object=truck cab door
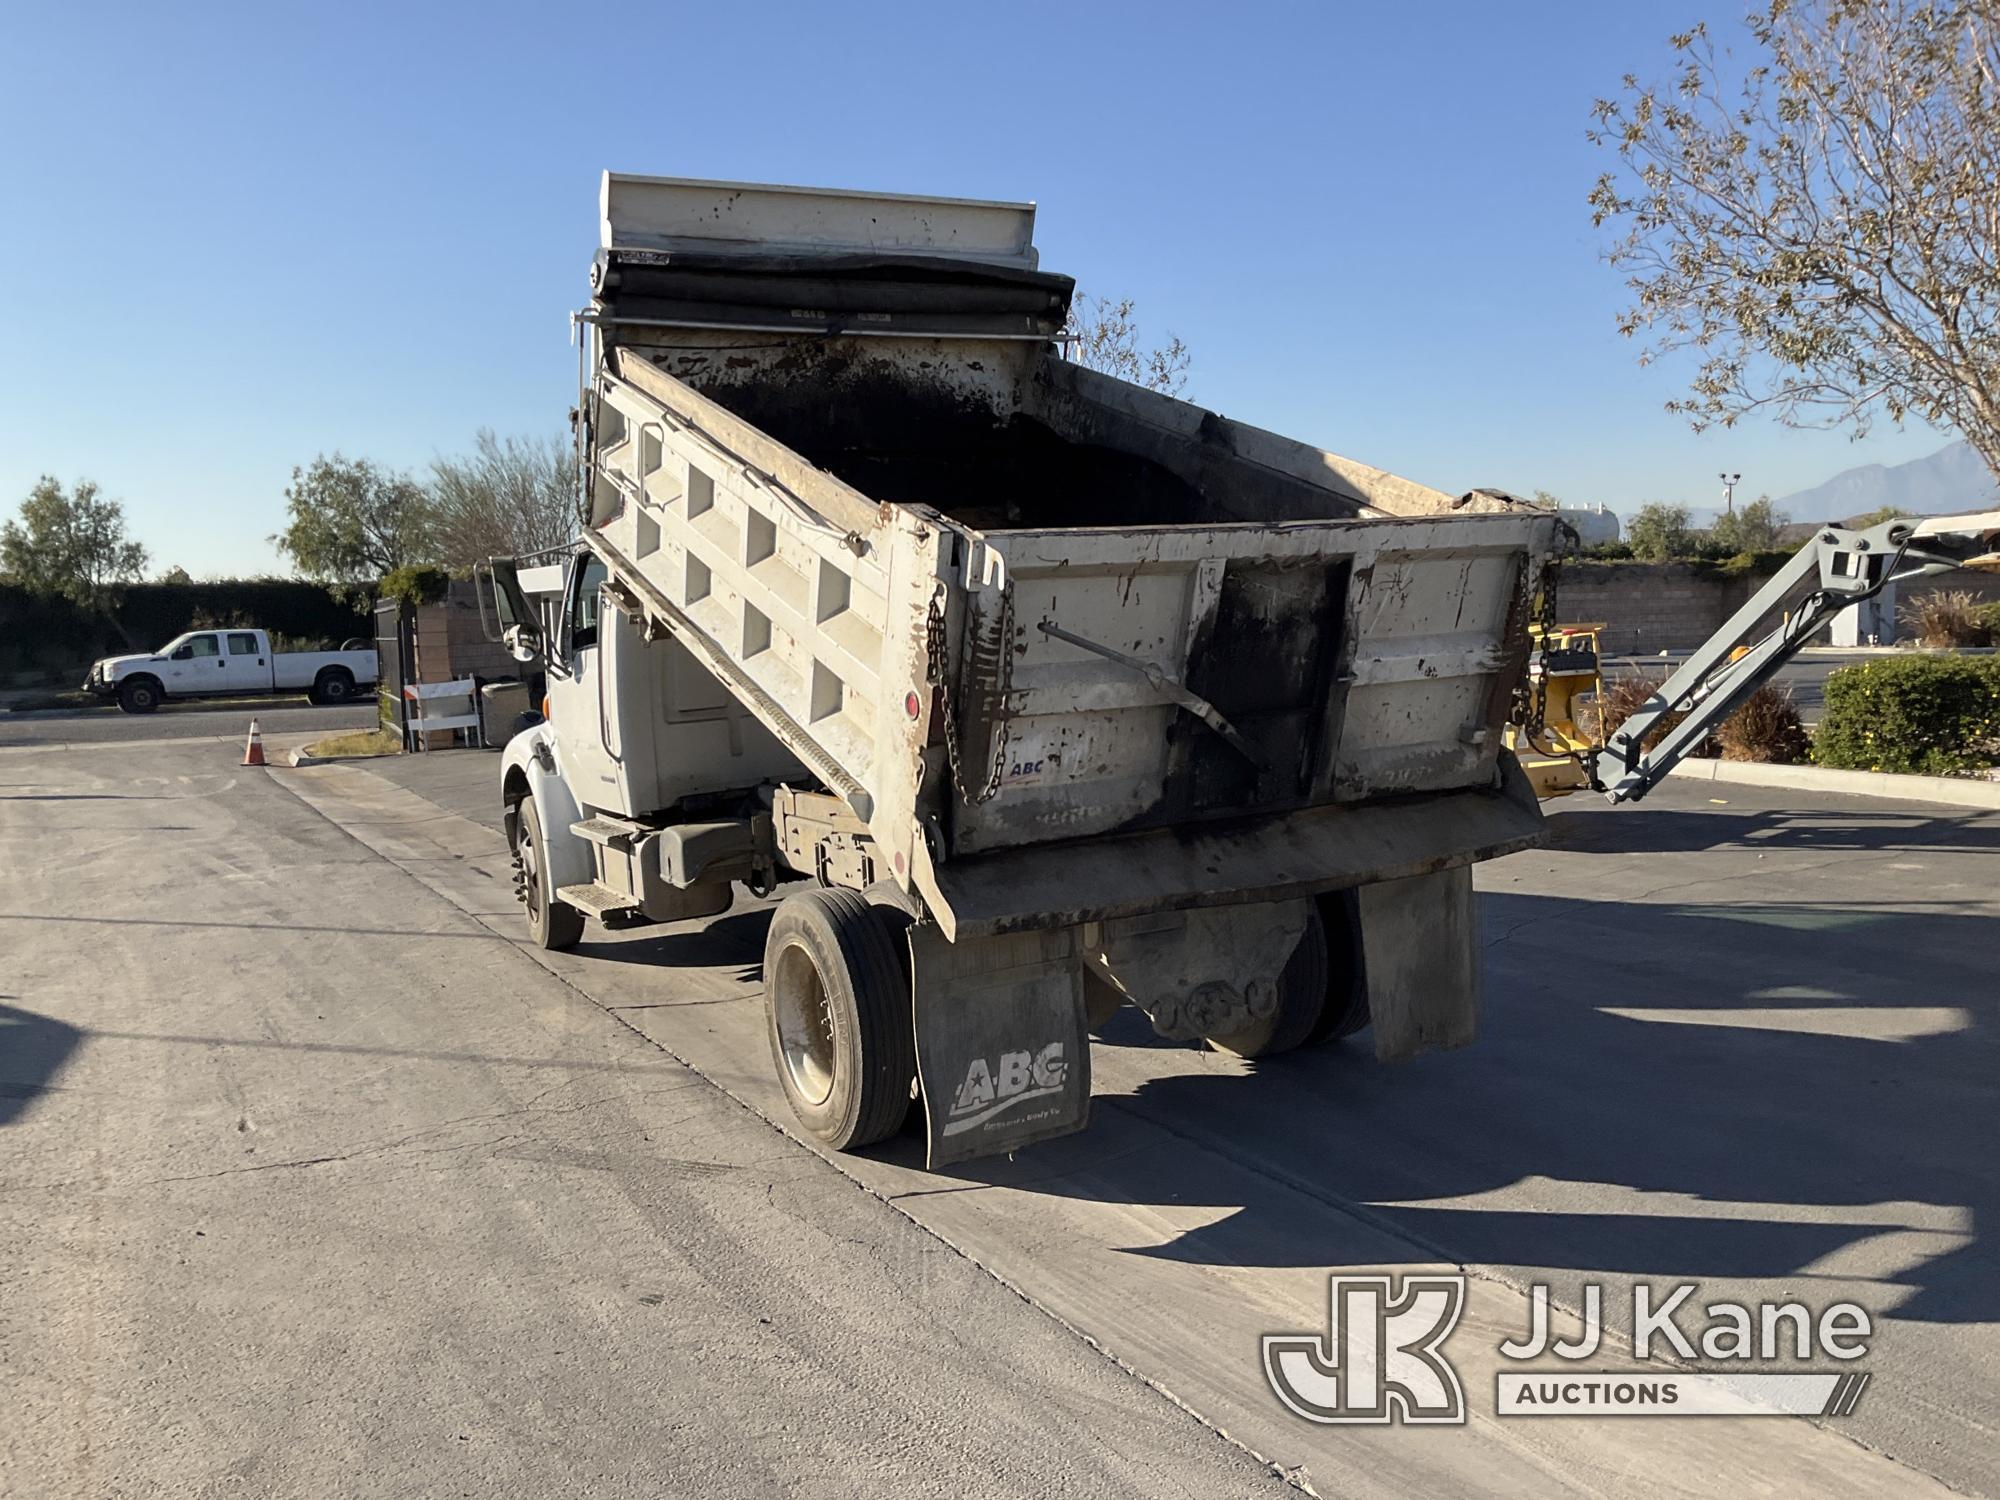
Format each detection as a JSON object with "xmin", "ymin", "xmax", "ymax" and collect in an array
[
  {"xmin": 546, "ymin": 553, "xmax": 623, "ymax": 804},
  {"xmin": 222, "ymin": 631, "xmax": 268, "ymax": 692},
  {"xmin": 166, "ymin": 633, "xmax": 224, "ymax": 693}
]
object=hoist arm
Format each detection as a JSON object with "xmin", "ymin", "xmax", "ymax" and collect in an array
[{"xmin": 1595, "ymin": 512, "xmax": 2000, "ymax": 804}]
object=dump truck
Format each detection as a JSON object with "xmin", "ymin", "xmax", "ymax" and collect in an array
[{"xmin": 487, "ymin": 172, "xmax": 1567, "ymax": 1167}]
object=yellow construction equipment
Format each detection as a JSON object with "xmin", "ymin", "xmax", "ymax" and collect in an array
[{"xmin": 1506, "ymin": 624, "xmax": 1604, "ymax": 800}]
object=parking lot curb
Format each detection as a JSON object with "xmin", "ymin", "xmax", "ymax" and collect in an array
[
  {"xmin": 1669, "ymin": 756, "xmax": 2000, "ymax": 809},
  {"xmin": 286, "ymin": 747, "xmax": 402, "ymax": 768}
]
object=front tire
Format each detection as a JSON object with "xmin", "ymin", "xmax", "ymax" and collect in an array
[
  {"xmin": 764, "ymin": 887, "xmax": 914, "ymax": 1150},
  {"xmin": 516, "ymin": 794, "xmax": 583, "ymax": 951},
  {"xmin": 117, "ymin": 678, "xmax": 162, "ymax": 715}
]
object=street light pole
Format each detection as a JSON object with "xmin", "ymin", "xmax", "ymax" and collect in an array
[{"xmin": 1719, "ymin": 472, "xmax": 1742, "ymax": 514}]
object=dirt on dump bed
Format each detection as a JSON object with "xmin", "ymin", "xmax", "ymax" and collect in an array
[{"xmin": 686, "ymin": 345, "xmax": 1212, "ymax": 530}]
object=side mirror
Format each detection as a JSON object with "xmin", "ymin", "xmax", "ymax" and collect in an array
[{"xmin": 503, "ymin": 623, "xmax": 543, "ymax": 665}]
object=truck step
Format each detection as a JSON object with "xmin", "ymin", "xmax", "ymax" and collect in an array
[
  {"xmin": 555, "ymin": 882, "xmax": 642, "ymax": 918},
  {"xmin": 570, "ymin": 814, "xmax": 648, "ymax": 847}
]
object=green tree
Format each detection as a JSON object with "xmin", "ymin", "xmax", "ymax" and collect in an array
[
  {"xmin": 1709, "ymin": 495, "xmax": 1788, "ymax": 552},
  {"xmin": 274, "ymin": 454, "xmax": 435, "ymax": 582},
  {"xmin": 429, "ymin": 430, "xmax": 578, "ymax": 571},
  {"xmin": 1849, "ymin": 504, "xmax": 1912, "ymax": 528},
  {"xmin": 1590, "ymin": 2, "xmax": 2000, "ymax": 479},
  {"xmin": 0, "ymin": 476, "xmax": 148, "ymax": 610},
  {"xmin": 1065, "ymin": 293, "xmax": 1191, "ymax": 395},
  {"xmin": 1627, "ymin": 501, "xmax": 1697, "ymax": 560}
]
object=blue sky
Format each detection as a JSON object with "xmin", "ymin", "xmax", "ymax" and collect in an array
[{"xmin": 0, "ymin": 0, "xmax": 1955, "ymax": 577}]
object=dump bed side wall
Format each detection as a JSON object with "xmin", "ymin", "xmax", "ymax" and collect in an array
[
  {"xmin": 1030, "ymin": 358, "xmax": 1471, "ymax": 520},
  {"xmin": 586, "ymin": 355, "xmax": 944, "ymax": 887}
]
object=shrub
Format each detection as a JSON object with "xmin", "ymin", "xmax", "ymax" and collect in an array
[
  {"xmin": 379, "ymin": 564, "xmax": 450, "ymax": 607},
  {"xmin": 1575, "ymin": 673, "xmax": 1697, "ymax": 752},
  {"xmin": 1813, "ymin": 655, "xmax": 2000, "ymax": 775},
  {"xmin": 1714, "ymin": 683, "xmax": 1810, "ymax": 763},
  {"xmin": 1899, "ymin": 589, "xmax": 1993, "ymax": 648},
  {"xmin": 1707, "ymin": 548, "xmax": 1796, "ymax": 578},
  {"xmin": 1578, "ymin": 673, "xmax": 1806, "ymax": 762}
]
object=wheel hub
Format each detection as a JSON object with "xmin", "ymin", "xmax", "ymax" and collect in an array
[{"xmin": 771, "ymin": 942, "xmax": 837, "ymax": 1107}]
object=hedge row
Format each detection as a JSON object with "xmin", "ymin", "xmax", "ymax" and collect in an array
[
  {"xmin": 0, "ymin": 581, "xmax": 374, "ymax": 684},
  {"xmin": 1814, "ymin": 655, "xmax": 2000, "ymax": 776}
]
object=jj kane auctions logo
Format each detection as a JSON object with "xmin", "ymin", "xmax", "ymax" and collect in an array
[{"xmin": 1264, "ymin": 1275, "xmax": 1873, "ymax": 1423}]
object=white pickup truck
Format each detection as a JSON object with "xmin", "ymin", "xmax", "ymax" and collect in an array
[{"xmin": 83, "ymin": 628, "xmax": 377, "ymax": 713}]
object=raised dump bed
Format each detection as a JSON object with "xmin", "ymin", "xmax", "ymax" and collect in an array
[{"xmin": 499, "ymin": 173, "xmax": 1560, "ymax": 1166}]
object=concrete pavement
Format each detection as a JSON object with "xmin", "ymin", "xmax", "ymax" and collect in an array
[
  {"xmin": 7, "ymin": 735, "xmax": 1997, "ymax": 1498},
  {"xmin": 0, "ymin": 737, "xmax": 1293, "ymax": 1499},
  {"xmin": 265, "ymin": 750, "xmax": 2000, "ymax": 1499}
]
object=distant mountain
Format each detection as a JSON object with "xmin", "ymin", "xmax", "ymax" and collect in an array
[{"xmin": 1772, "ymin": 439, "xmax": 1997, "ymax": 523}]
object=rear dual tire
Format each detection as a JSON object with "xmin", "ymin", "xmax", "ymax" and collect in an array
[
  {"xmin": 764, "ymin": 887, "xmax": 915, "ymax": 1150},
  {"xmin": 1205, "ymin": 905, "xmax": 1332, "ymax": 1059},
  {"xmin": 1206, "ymin": 893, "xmax": 1371, "ymax": 1058}
]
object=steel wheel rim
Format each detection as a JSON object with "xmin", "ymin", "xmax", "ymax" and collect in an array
[
  {"xmin": 773, "ymin": 941, "xmax": 836, "ymax": 1106},
  {"xmin": 521, "ymin": 821, "xmax": 542, "ymax": 910}
]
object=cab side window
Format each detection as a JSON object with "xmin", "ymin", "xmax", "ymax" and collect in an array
[
  {"xmin": 227, "ymin": 632, "xmax": 260, "ymax": 656},
  {"xmin": 187, "ymin": 634, "xmax": 220, "ymax": 659},
  {"xmin": 570, "ymin": 559, "xmax": 607, "ymax": 652}
]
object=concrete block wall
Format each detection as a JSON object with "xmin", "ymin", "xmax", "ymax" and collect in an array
[
  {"xmin": 1558, "ymin": 562, "xmax": 2000, "ymax": 654},
  {"xmin": 1555, "ymin": 563, "xmax": 1767, "ymax": 655}
]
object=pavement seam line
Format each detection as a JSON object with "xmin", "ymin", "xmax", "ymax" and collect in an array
[{"xmin": 267, "ymin": 762, "xmax": 1319, "ymax": 1497}]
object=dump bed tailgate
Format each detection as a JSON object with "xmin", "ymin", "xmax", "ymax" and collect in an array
[{"xmin": 946, "ymin": 512, "xmax": 1558, "ymax": 855}]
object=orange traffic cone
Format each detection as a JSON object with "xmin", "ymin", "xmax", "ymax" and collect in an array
[{"xmin": 242, "ymin": 719, "xmax": 266, "ymax": 767}]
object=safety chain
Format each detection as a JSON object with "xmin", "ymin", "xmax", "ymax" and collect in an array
[
  {"xmin": 926, "ymin": 582, "xmax": 1014, "ymax": 805},
  {"xmin": 1512, "ymin": 520, "xmax": 1580, "ymax": 741}
]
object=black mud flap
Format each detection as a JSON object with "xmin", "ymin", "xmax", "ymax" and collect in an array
[
  {"xmin": 908, "ymin": 922, "xmax": 1091, "ymax": 1169},
  {"xmin": 1359, "ymin": 864, "xmax": 1479, "ymax": 1061}
]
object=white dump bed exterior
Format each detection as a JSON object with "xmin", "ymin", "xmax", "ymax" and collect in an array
[{"xmin": 579, "ymin": 173, "xmax": 1558, "ymax": 934}]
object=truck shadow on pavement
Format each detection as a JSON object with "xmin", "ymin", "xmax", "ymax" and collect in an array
[
  {"xmin": 939, "ymin": 888, "xmax": 1996, "ymax": 1329},
  {"xmin": 573, "ymin": 907, "xmax": 769, "ymax": 981},
  {"xmin": 0, "ymin": 999, "xmax": 83, "ymax": 1127},
  {"xmin": 1546, "ymin": 801, "xmax": 2000, "ymax": 856}
]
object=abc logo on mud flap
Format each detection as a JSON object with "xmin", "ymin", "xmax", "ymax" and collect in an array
[{"xmin": 943, "ymin": 1043, "xmax": 1068, "ymax": 1138}]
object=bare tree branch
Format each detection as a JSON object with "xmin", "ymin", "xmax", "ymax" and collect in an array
[{"xmin": 1590, "ymin": 1, "xmax": 2000, "ymax": 478}]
